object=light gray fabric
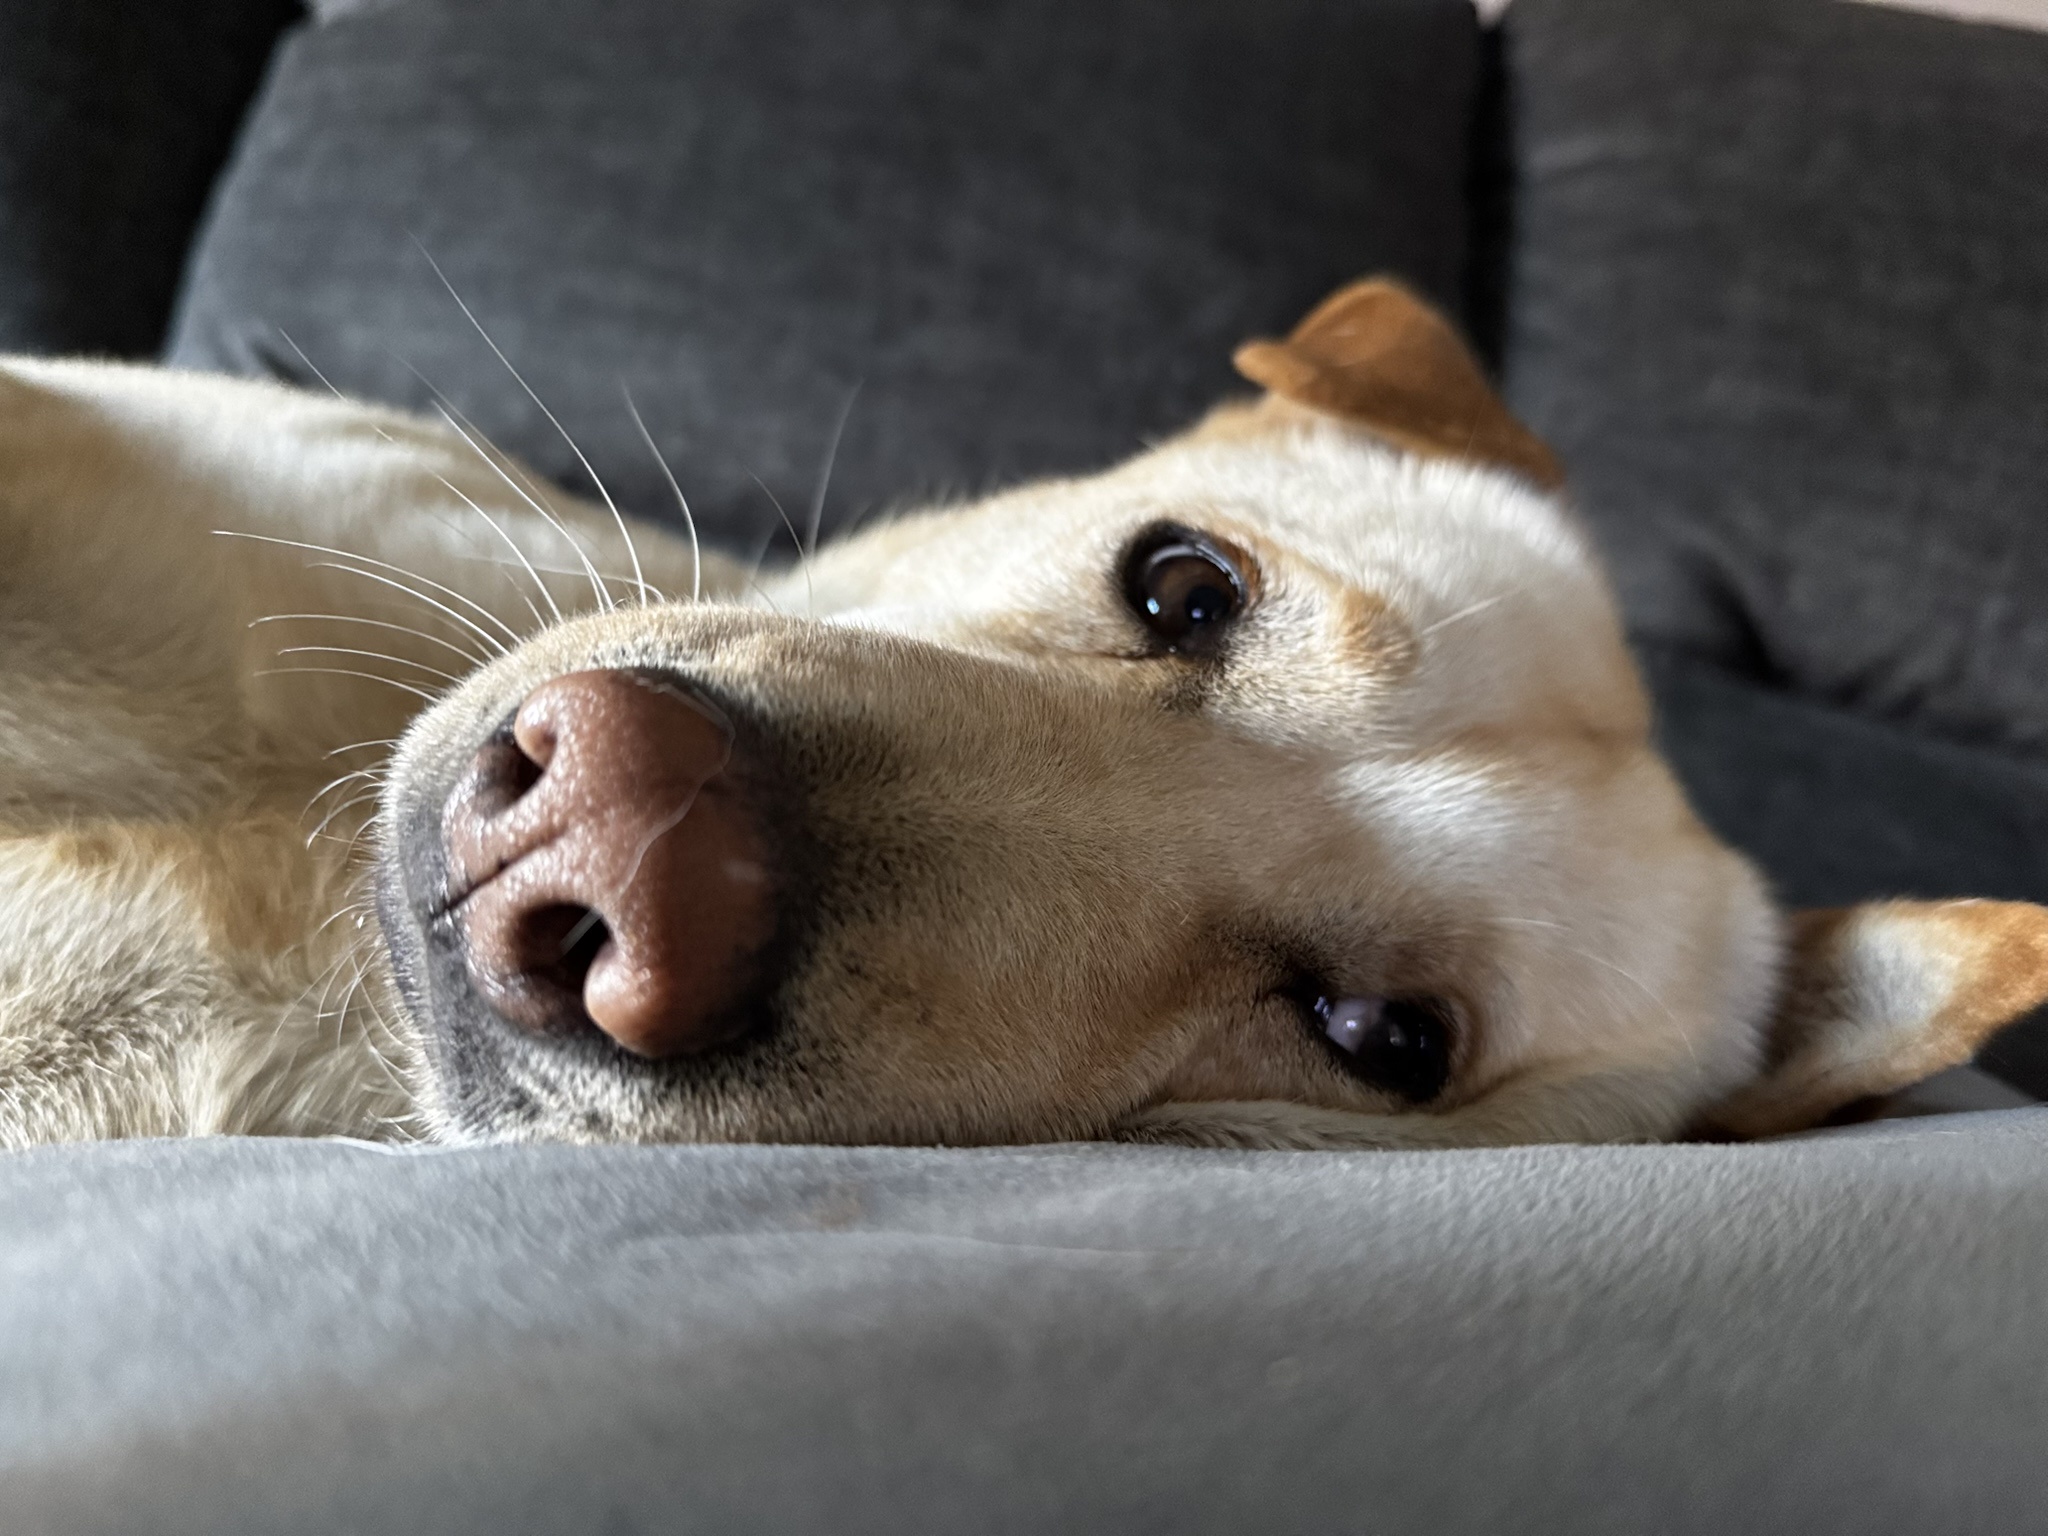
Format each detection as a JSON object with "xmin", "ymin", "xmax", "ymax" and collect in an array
[
  {"xmin": 7, "ymin": 1120, "xmax": 2048, "ymax": 1533},
  {"xmin": 1503, "ymin": 0, "xmax": 2048, "ymax": 757},
  {"xmin": 168, "ymin": 0, "xmax": 1482, "ymax": 551}
]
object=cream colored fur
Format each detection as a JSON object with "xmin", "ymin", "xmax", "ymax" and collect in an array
[
  {"xmin": 0, "ymin": 359, "xmax": 694, "ymax": 1143},
  {"xmin": 2, "ymin": 290, "xmax": 2042, "ymax": 1150}
]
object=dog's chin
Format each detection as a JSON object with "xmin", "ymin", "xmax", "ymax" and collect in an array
[{"xmin": 416, "ymin": 1015, "xmax": 824, "ymax": 1147}]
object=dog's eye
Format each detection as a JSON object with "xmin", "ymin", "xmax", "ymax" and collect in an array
[
  {"xmin": 1123, "ymin": 528, "xmax": 1244, "ymax": 652},
  {"xmin": 1312, "ymin": 994, "xmax": 1453, "ymax": 1103}
]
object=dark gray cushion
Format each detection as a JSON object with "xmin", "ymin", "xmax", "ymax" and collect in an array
[
  {"xmin": 0, "ymin": 0, "xmax": 299, "ymax": 356},
  {"xmin": 7, "ymin": 1124, "xmax": 2048, "ymax": 1534},
  {"xmin": 1645, "ymin": 647, "xmax": 2048, "ymax": 1094},
  {"xmin": 168, "ymin": 0, "xmax": 1484, "ymax": 549},
  {"xmin": 1503, "ymin": 0, "xmax": 2048, "ymax": 757}
]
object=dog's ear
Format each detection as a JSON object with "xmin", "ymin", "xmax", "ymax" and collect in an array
[
  {"xmin": 1232, "ymin": 276, "xmax": 1564, "ymax": 489},
  {"xmin": 1700, "ymin": 899, "xmax": 2048, "ymax": 1138}
]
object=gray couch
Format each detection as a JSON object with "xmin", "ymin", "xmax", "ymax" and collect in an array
[{"xmin": 4, "ymin": 0, "xmax": 2047, "ymax": 1528}]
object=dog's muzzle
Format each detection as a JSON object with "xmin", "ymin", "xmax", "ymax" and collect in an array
[{"xmin": 438, "ymin": 668, "xmax": 773, "ymax": 1059}]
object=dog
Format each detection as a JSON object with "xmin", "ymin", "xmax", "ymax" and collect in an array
[{"xmin": 2, "ymin": 277, "xmax": 2043, "ymax": 1151}]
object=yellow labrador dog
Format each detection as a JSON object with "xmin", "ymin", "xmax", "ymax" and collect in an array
[{"xmin": 3, "ymin": 278, "xmax": 2044, "ymax": 1150}]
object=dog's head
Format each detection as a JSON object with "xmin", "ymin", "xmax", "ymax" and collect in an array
[{"xmin": 375, "ymin": 279, "xmax": 2048, "ymax": 1147}]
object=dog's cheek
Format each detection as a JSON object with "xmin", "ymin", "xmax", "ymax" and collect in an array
[{"xmin": 780, "ymin": 898, "xmax": 1236, "ymax": 1144}]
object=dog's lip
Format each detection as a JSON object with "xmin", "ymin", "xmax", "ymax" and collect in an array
[
  {"xmin": 420, "ymin": 810, "xmax": 510, "ymax": 921},
  {"xmin": 431, "ymin": 860, "xmax": 506, "ymax": 922}
]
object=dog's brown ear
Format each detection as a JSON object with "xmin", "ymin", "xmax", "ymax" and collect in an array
[
  {"xmin": 1232, "ymin": 277, "xmax": 1564, "ymax": 490},
  {"xmin": 1700, "ymin": 899, "xmax": 2048, "ymax": 1138}
]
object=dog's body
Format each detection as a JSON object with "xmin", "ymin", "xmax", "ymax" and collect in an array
[
  {"xmin": 3, "ymin": 280, "xmax": 2043, "ymax": 1151},
  {"xmin": 0, "ymin": 359, "xmax": 657, "ymax": 1141}
]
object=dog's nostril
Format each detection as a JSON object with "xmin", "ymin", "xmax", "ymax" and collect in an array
[
  {"xmin": 444, "ymin": 669, "xmax": 777, "ymax": 1060},
  {"xmin": 524, "ymin": 903, "xmax": 611, "ymax": 1001},
  {"xmin": 497, "ymin": 725, "xmax": 546, "ymax": 800},
  {"xmin": 554, "ymin": 905, "xmax": 610, "ymax": 971},
  {"xmin": 457, "ymin": 730, "xmax": 546, "ymax": 827}
]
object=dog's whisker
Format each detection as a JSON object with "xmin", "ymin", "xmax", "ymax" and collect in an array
[
  {"xmin": 621, "ymin": 384, "xmax": 700, "ymax": 604},
  {"xmin": 332, "ymin": 965, "xmax": 367, "ymax": 1056},
  {"xmin": 425, "ymin": 402, "xmax": 616, "ymax": 617},
  {"xmin": 305, "ymin": 939, "xmax": 375, "ymax": 1061},
  {"xmin": 308, "ymin": 792, "xmax": 387, "ymax": 851},
  {"xmin": 318, "ymin": 591, "xmax": 495, "ymax": 648},
  {"xmin": 287, "ymin": 951, "xmax": 355, "ymax": 1067},
  {"xmin": 324, "ymin": 738, "xmax": 403, "ymax": 759},
  {"xmin": 411, "ymin": 240, "xmax": 643, "ymax": 610},
  {"xmin": 465, "ymin": 554, "xmax": 668, "ymax": 598},
  {"xmin": 738, "ymin": 514, "xmax": 781, "ymax": 598},
  {"xmin": 834, "ymin": 500, "xmax": 890, "ymax": 543},
  {"xmin": 303, "ymin": 563, "xmax": 518, "ymax": 659},
  {"xmin": 250, "ymin": 613, "xmax": 488, "ymax": 670},
  {"xmin": 255, "ymin": 665, "xmax": 442, "ymax": 703},
  {"xmin": 805, "ymin": 379, "xmax": 862, "ymax": 560},
  {"xmin": 580, "ymin": 383, "xmax": 654, "ymax": 608},
  {"xmin": 329, "ymin": 814, "xmax": 384, "ymax": 864},
  {"xmin": 275, "ymin": 645, "xmax": 469, "ymax": 687},
  {"xmin": 415, "ymin": 504, "xmax": 549, "ymax": 637},
  {"xmin": 1592, "ymin": 952, "xmax": 1705, "ymax": 1082},
  {"xmin": 430, "ymin": 473, "xmax": 564, "ymax": 627},
  {"xmin": 493, "ymin": 559, "xmax": 551, "ymax": 636},
  {"xmin": 277, "ymin": 328, "xmax": 345, "ymax": 401},
  {"xmin": 429, "ymin": 387, "xmax": 575, "ymax": 534},
  {"xmin": 214, "ymin": 530, "xmax": 520, "ymax": 652},
  {"xmin": 275, "ymin": 329, "xmax": 400, "ymax": 445},
  {"xmin": 1417, "ymin": 592, "xmax": 1508, "ymax": 640},
  {"xmin": 353, "ymin": 985, "xmax": 420, "ymax": 1102},
  {"xmin": 1499, "ymin": 918, "xmax": 1704, "ymax": 1079},
  {"xmin": 749, "ymin": 474, "xmax": 815, "ymax": 617},
  {"xmin": 303, "ymin": 766, "xmax": 387, "ymax": 819},
  {"xmin": 311, "ymin": 899, "xmax": 377, "ymax": 939}
]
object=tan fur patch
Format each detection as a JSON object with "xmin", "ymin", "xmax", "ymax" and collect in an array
[
  {"xmin": 1334, "ymin": 585, "xmax": 1417, "ymax": 678},
  {"xmin": 1232, "ymin": 278, "xmax": 1564, "ymax": 490},
  {"xmin": 1703, "ymin": 899, "xmax": 2048, "ymax": 1138},
  {"xmin": 1925, "ymin": 900, "xmax": 2048, "ymax": 1040}
]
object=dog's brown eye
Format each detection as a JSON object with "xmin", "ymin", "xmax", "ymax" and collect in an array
[
  {"xmin": 1123, "ymin": 529, "xmax": 1244, "ymax": 652},
  {"xmin": 1313, "ymin": 994, "xmax": 1452, "ymax": 1103}
]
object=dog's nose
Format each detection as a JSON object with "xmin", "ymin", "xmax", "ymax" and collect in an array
[{"xmin": 440, "ymin": 669, "xmax": 773, "ymax": 1058}]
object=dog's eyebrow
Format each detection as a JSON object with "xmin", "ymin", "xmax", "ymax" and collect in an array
[{"xmin": 1334, "ymin": 586, "xmax": 1417, "ymax": 679}]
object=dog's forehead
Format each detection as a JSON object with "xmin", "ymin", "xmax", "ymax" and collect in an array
[
  {"xmin": 815, "ymin": 420, "xmax": 1590, "ymax": 623},
  {"xmin": 802, "ymin": 417, "xmax": 1644, "ymax": 752}
]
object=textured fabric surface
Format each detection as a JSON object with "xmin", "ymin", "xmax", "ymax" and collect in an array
[
  {"xmin": 168, "ymin": 0, "xmax": 1483, "ymax": 549},
  {"xmin": 6, "ymin": 1123, "xmax": 2048, "ymax": 1534},
  {"xmin": 1647, "ymin": 649, "xmax": 2048, "ymax": 911},
  {"xmin": 0, "ymin": 0, "xmax": 299, "ymax": 356},
  {"xmin": 1646, "ymin": 648, "xmax": 2048, "ymax": 1093},
  {"xmin": 1503, "ymin": 0, "xmax": 2048, "ymax": 757}
]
